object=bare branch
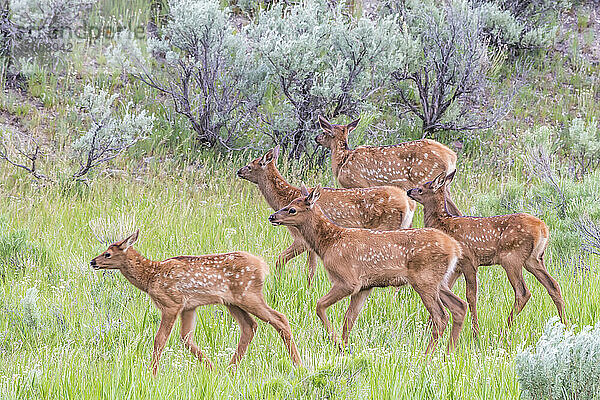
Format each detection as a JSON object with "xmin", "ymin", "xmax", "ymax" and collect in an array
[
  {"xmin": 575, "ymin": 215, "xmax": 600, "ymax": 257},
  {"xmin": 391, "ymin": 2, "xmax": 515, "ymax": 137},
  {"xmin": 0, "ymin": 129, "xmax": 49, "ymax": 181},
  {"xmin": 71, "ymin": 85, "xmax": 153, "ymax": 180},
  {"xmin": 525, "ymin": 144, "xmax": 567, "ymax": 219}
]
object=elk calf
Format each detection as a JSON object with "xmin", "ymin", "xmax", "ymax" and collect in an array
[
  {"xmin": 238, "ymin": 147, "xmax": 415, "ymax": 284},
  {"xmin": 316, "ymin": 116, "xmax": 462, "ymax": 216},
  {"xmin": 90, "ymin": 231, "xmax": 301, "ymax": 374},
  {"xmin": 407, "ymin": 172, "xmax": 566, "ymax": 337},
  {"xmin": 269, "ymin": 185, "xmax": 467, "ymax": 353}
]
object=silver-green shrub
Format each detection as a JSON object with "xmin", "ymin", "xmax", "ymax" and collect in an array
[
  {"xmin": 106, "ymin": 30, "xmax": 144, "ymax": 75},
  {"xmin": 562, "ymin": 117, "xmax": 600, "ymax": 179},
  {"xmin": 247, "ymin": 0, "xmax": 405, "ymax": 157},
  {"xmin": 516, "ymin": 317, "xmax": 600, "ymax": 400},
  {"xmin": 389, "ymin": 0, "xmax": 508, "ymax": 136},
  {"xmin": 524, "ymin": 118, "xmax": 600, "ymax": 179},
  {"xmin": 72, "ymin": 84, "xmax": 154, "ymax": 179},
  {"xmin": 476, "ymin": 1, "xmax": 557, "ymax": 50},
  {"xmin": 384, "ymin": 0, "xmax": 563, "ymax": 52},
  {"xmin": 135, "ymin": 0, "xmax": 263, "ymax": 149},
  {"xmin": 2, "ymin": 0, "xmax": 95, "ymax": 79}
]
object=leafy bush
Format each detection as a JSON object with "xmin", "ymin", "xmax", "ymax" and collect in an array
[
  {"xmin": 72, "ymin": 84, "xmax": 154, "ymax": 179},
  {"xmin": 229, "ymin": 0, "xmax": 267, "ymax": 18},
  {"xmin": 476, "ymin": 1, "xmax": 558, "ymax": 51},
  {"xmin": 389, "ymin": 0, "xmax": 510, "ymax": 136},
  {"xmin": 1, "ymin": 0, "xmax": 95, "ymax": 81},
  {"xmin": 247, "ymin": 0, "xmax": 403, "ymax": 157},
  {"xmin": 384, "ymin": 0, "xmax": 563, "ymax": 52},
  {"xmin": 493, "ymin": 0, "xmax": 570, "ymax": 18},
  {"xmin": 516, "ymin": 317, "xmax": 600, "ymax": 400},
  {"xmin": 121, "ymin": 0, "xmax": 516, "ymax": 157},
  {"xmin": 106, "ymin": 30, "xmax": 144, "ymax": 75},
  {"xmin": 532, "ymin": 171, "xmax": 600, "ymax": 256},
  {"xmin": 0, "ymin": 84, "xmax": 152, "ymax": 181},
  {"xmin": 135, "ymin": 0, "xmax": 262, "ymax": 149},
  {"xmin": 524, "ymin": 118, "xmax": 600, "ymax": 181},
  {"xmin": 561, "ymin": 117, "xmax": 600, "ymax": 179}
]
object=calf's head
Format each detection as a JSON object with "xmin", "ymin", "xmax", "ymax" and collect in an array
[
  {"xmin": 90, "ymin": 230, "xmax": 139, "ymax": 270},
  {"xmin": 269, "ymin": 184, "xmax": 321, "ymax": 227},
  {"xmin": 407, "ymin": 171, "xmax": 455, "ymax": 205},
  {"xmin": 315, "ymin": 116, "xmax": 360, "ymax": 150},
  {"xmin": 236, "ymin": 147, "xmax": 279, "ymax": 184}
]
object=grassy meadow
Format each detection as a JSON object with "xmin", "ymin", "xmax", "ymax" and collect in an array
[
  {"xmin": 1, "ymin": 0, "xmax": 600, "ymax": 399},
  {"xmin": 1, "ymin": 156, "xmax": 599, "ymax": 399}
]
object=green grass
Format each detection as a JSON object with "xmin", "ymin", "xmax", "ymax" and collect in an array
[
  {"xmin": 1, "ymin": 159, "xmax": 598, "ymax": 399},
  {"xmin": 1, "ymin": 1, "xmax": 599, "ymax": 397}
]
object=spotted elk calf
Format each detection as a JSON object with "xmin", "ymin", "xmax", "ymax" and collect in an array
[
  {"xmin": 407, "ymin": 172, "xmax": 566, "ymax": 337},
  {"xmin": 316, "ymin": 116, "xmax": 462, "ymax": 216},
  {"xmin": 268, "ymin": 185, "xmax": 467, "ymax": 353},
  {"xmin": 238, "ymin": 146, "xmax": 416, "ymax": 284},
  {"xmin": 90, "ymin": 231, "xmax": 302, "ymax": 374}
]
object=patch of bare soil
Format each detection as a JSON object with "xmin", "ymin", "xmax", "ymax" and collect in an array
[
  {"xmin": 554, "ymin": 4, "xmax": 600, "ymax": 65},
  {"xmin": 0, "ymin": 86, "xmax": 61, "ymax": 182},
  {"xmin": 0, "ymin": 88, "xmax": 58, "ymax": 148}
]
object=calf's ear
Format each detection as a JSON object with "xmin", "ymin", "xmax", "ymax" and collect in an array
[
  {"xmin": 261, "ymin": 148, "xmax": 277, "ymax": 167},
  {"xmin": 319, "ymin": 115, "xmax": 333, "ymax": 134},
  {"xmin": 431, "ymin": 173, "xmax": 446, "ymax": 192},
  {"xmin": 300, "ymin": 182, "xmax": 310, "ymax": 197},
  {"xmin": 117, "ymin": 229, "xmax": 139, "ymax": 250},
  {"xmin": 306, "ymin": 185, "xmax": 322, "ymax": 207},
  {"xmin": 445, "ymin": 170, "xmax": 456, "ymax": 185},
  {"xmin": 347, "ymin": 118, "xmax": 360, "ymax": 132}
]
